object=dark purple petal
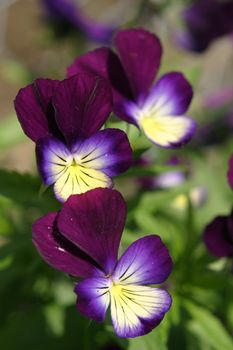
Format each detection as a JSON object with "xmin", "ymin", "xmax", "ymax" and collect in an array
[
  {"xmin": 110, "ymin": 285, "xmax": 172, "ymax": 338},
  {"xmin": 32, "ymin": 212, "xmax": 102, "ymax": 277},
  {"xmin": 75, "ymin": 276, "xmax": 110, "ymax": 322},
  {"xmin": 57, "ymin": 188, "xmax": 127, "ymax": 274},
  {"xmin": 67, "ymin": 47, "xmax": 133, "ymax": 106},
  {"xmin": 227, "ymin": 155, "xmax": 233, "ymax": 190},
  {"xmin": 72, "ymin": 128, "xmax": 133, "ymax": 177},
  {"xmin": 203, "ymin": 216, "xmax": 233, "ymax": 257},
  {"xmin": 114, "ymin": 28, "xmax": 162, "ymax": 98},
  {"xmin": 113, "ymin": 235, "xmax": 173, "ymax": 285},
  {"xmin": 14, "ymin": 79, "xmax": 60, "ymax": 142},
  {"xmin": 52, "ymin": 74, "xmax": 112, "ymax": 143},
  {"xmin": 144, "ymin": 72, "xmax": 193, "ymax": 116}
]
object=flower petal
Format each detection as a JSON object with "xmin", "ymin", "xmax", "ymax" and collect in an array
[
  {"xmin": 36, "ymin": 136, "xmax": 72, "ymax": 186},
  {"xmin": 54, "ymin": 166, "xmax": 112, "ymax": 203},
  {"xmin": 67, "ymin": 47, "xmax": 133, "ymax": 105},
  {"xmin": 75, "ymin": 276, "xmax": 110, "ymax": 322},
  {"xmin": 114, "ymin": 28, "xmax": 162, "ymax": 98},
  {"xmin": 52, "ymin": 74, "xmax": 112, "ymax": 143},
  {"xmin": 57, "ymin": 188, "xmax": 127, "ymax": 274},
  {"xmin": 72, "ymin": 129, "xmax": 133, "ymax": 177},
  {"xmin": 113, "ymin": 235, "xmax": 173, "ymax": 285},
  {"xmin": 141, "ymin": 72, "xmax": 193, "ymax": 116},
  {"xmin": 203, "ymin": 216, "xmax": 233, "ymax": 257},
  {"xmin": 110, "ymin": 284, "xmax": 171, "ymax": 338},
  {"xmin": 140, "ymin": 114, "xmax": 196, "ymax": 148},
  {"xmin": 32, "ymin": 212, "xmax": 101, "ymax": 278},
  {"xmin": 14, "ymin": 79, "xmax": 60, "ymax": 142},
  {"xmin": 36, "ymin": 136, "xmax": 115, "ymax": 202}
]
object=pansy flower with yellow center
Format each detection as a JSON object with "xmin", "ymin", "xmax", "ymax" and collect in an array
[
  {"xmin": 68, "ymin": 28, "xmax": 196, "ymax": 148},
  {"xmin": 32, "ymin": 188, "xmax": 172, "ymax": 338},
  {"xmin": 14, "ymin": 74, "xmax": 132, "ymax": 202}
]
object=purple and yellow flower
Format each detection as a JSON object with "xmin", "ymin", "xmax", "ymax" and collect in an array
[
  {"xmin": 32, "ymin": 188, "xmax": 173, "ymax": 338},
  {"xmin": 14, "ymin": 74, "xmax": 132, "ymax": 202},
  {"xmin": 177, "ymin": 0, "xmax": 233, "ymax": 53},
  {"xmin": 68, "ymin": 28, "xmax": 196, "ymax": 148},
  {"xmin": 41, "ymin": 0, "xmax": 116, "ymax": 44},
  {"xmin": 203, "ymin": 212, "xmax": 233, "ymax": 258}
]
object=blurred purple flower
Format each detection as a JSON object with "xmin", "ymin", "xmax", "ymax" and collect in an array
[
  {"xmin": 32, "ymin": 188, "xmax": 173, "ymax": 338},
  {"xmin": 193, "ymin": 87, "xmax": 233, "ymax": 147},
  {"xmin": 68, "ymin": 28, "xmax": 196, "ymax": 148},
  {"xmin": 203, "ymin": 213, "xmax": 233, "ymax": 257},
  {"xmin": 177, "ymin": 0, "xmax": 233, "ymax": 53},
  {"xmin": 41, "ymin": 0, "xmax": 116, "ymax": 44},
  {"xmin": 137, "ymin": 155, "xmax": 187, "ymax": 190},
  {"xmin": 14, "ymin": 74, "xmax": 132, "ymax": 202}
]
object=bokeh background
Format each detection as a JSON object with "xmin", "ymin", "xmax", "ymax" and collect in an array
[{"xmin": 0, "ymin": 1, "xmax": 233, "ymax": 349}]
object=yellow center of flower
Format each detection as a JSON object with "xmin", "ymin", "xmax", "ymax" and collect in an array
[{"xmin": 52, "ymin": 154, "xmax": 111, "ymax": 202}]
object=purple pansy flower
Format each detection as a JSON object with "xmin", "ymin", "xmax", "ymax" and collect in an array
[
  {"xmin": 203, "ymin": 212, "xmax": 233, "ymax": 258},
  {"xmin": 41, "ymin": 0, "xmax": 116, "ymax": 44},
  {"xmin": 14, "ymin": 74, "xmax": 132, "ymax": 202},
  {"xmin": 67, "ymin": 28, "xmax": 196, "ymax": 148},
  {"xmin": 177, "ymin": 0, "xmax": 233, "ymax": 53},
  {"xmin": 32, "ymin": 188, "xmax": 173, "ymax": 338}
]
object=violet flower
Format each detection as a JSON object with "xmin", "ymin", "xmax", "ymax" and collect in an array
[
  {"xmin": 203, "ymin": 212, "xmax": 233, "ymax": 258},
  {"xmin": 32, "ymin": 188, "xmax": 173, "ymax": 338},
  {"xmin": 14, "ymin": 74, "xmax": 132, "ymax": 202},
  {"xmin": 68, "ymin": 28, "xmax": 196, "ymax": 148},
  {"xmin": 41, "ymin": 0, "xmax": 116, "ymax": 44},
  {"xmin": 177, "ymin": 0, "xmax": 233, "ymax": 53}
]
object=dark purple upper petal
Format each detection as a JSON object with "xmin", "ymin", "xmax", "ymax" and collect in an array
[
  {"xmin": 203, "ymin": 215, "xmax": 233, "ymax": 257},
  {"xmin": 114, "ymin": 28, "xmax": 162, "ymax": 99},
  {"xmin": 112, "ymin": 235, "xmax": 173, "ymax": 285},
  {"xmin": 52, "ymin": 73, "xmax": 112, "ymax": 144},
  {"xmin": 227, "ymin": 155, "xmax": 233, "ymax": 190},
  {"xmin": 67, "ymin": 47, "xmax": 133, "ymax": 106},
  {"xmin": 57, "ymin": 188, "xmax": 127, "ymax": 274},
  {"xmin": 32, "ymin": 212, "xmax": 102, "ymax": 277},
  {"xmin": 14, "ymin": 78, "xmax": 60, "ymax": 142}
]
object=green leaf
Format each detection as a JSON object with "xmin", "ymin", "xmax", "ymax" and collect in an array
[
  {"xmin": 128, "ymin": 322, "xmax": 169, "ymax": 350},
  {"xmin": 0, "ymin": 169, "xmax": 60, "ymax": 212},
  {"xmin": 184, "ymin": 300, "xmax": 233, "ymax": 350}
]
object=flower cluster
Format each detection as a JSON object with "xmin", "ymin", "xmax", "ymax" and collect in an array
[{"xmin": 14, "ymin": 27, "xmax": 196, "ymax": 338}]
